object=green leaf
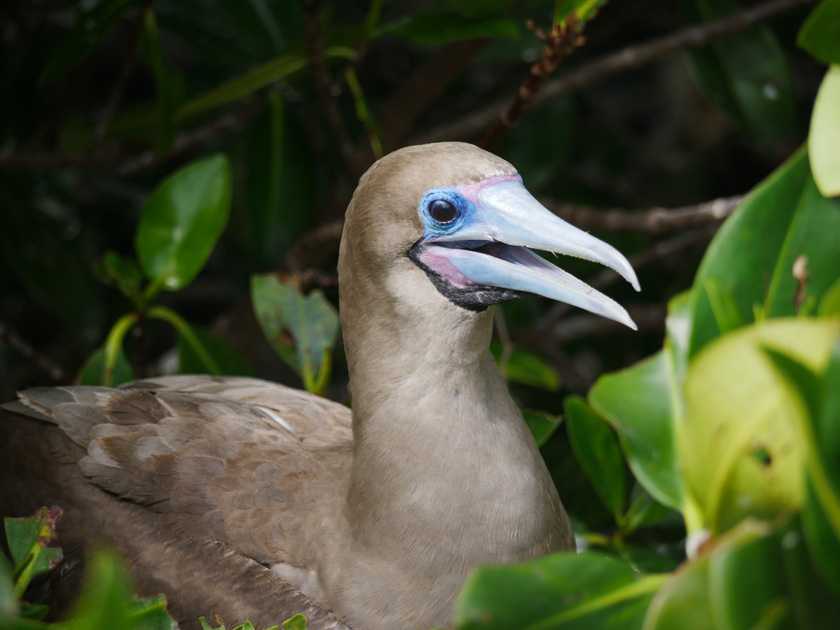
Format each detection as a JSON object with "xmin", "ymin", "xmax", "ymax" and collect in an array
[
  {"xmin": 0, "ymin": 551, "xmax": 17, "ymax": 618},
  {"xmin": 251, "ymin": 274, "xmax": 340, "ymax": 394},
  {"xmin": 236, "ymin": 93, "xmax": 314, "ymax": 267},
  {"xmin": 136, "ymin": 154, "xmax": 232, "ymax": 291},
  {"xmin": 797, "ymin": 0, "xmax": 840, "ymax": 65},
  {"xmin": 282, "ymin": 614, "xmax": 307, "ymax": 630},
  {"xmin": 99, "ymin": 250, "xmax": 144, "ymax": 306},
  {"xmin": 564, "ymin": 396, "xmax": 627, "ymax": 519},
  {"xmin": 139, "ymin": 9, "xmax": 185, "ymax": 153},
  {"xmin": 682, "ymin": 318, "xmax": 840, "ymax": 534},
  {"xmin": 175, "ymin": 47, "xmax": 354, "ymax": 120},
  {"xmin": 687, "ymin": 147, "xmax": 840, "ymax": 357},
  {"xmin": 809, "ymin": 66, "xmax": 840, "ymax": 198},
  {"xmin": 492, "ymin": 344, "xmax": 562, "ymax": 391},
  {"xmin": 39, "ymin": 0, "xmax": 140, "ymax": 85},
  {"xmin": 77, "ymin": 344, "xmax": 135, "ymax": 387},
  {"xmin": 554, "ymin": 0, "xmax": 609, "ymax": 24},
  {"xmin": 590, "ymin": 350, "xmax": 684, "ymax": 512},
  {"xmin": 453, "ymin": 552, "xmax": 664, "ymax": 630},
  {"xmin": 763, "ymin": 342, "xmax": 840, "ymax": 594},
  {"xmin": 177, "ymin": 324, "xmax": 255, "ymax": 377},
  {"xmin": 682, "ymin": 0, "xmax": 796, "ymax": 145},
  {"xmin": 379, "ymin": 12, "xmax": 519, "ymax": 45},
  {"xmin": 5, "ymin": 507, "xmax": 63, "ymax": 599},
  {"xmin": 523, "ymin": 409, "xmax": 563, "ymax": 447}
]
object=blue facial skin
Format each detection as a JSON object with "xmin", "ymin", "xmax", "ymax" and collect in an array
[{"xmin": 417, "ymin": 187, "xmax": 475, "ymax": 240}]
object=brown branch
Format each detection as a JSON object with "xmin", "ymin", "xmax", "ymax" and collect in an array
[
  {"xmin": 284, "ymin": 219, "xmax": 345, "ymax": 272},
  {"xmin": 418, "ymin": 0, "xmax": 812, "ymax": 144},
  {"xmin": 0, "ymin": 321, "xmax": 68, "ymax": 382},
  {"xmin": 541, "ymin": 225, "xmax": 720, "ymax": 328},
  {"xmin": 117, "ymin": 97, "xmax": 268, "ymax": 175},
  {"xmin": 549, "ymin": 303, "xmax": 667, "ymax": 343},
  {"xmin": 479, "ymin": 16, "xmax": 586, "ymax": 150},
  {"xmin": 543, "ymin": 194, "xmax": 742, "ymax": 234}
]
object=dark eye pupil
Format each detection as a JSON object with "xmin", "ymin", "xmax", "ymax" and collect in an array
[{"xmin": 429, "ymin": 199, "xmax": 457, "ymax": 224}]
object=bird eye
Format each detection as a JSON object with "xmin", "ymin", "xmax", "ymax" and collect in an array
[{"xmin": 428, "ymin": 199, "xmax": 458, "ymax": 224}]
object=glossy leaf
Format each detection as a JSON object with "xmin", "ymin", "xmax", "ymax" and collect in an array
[
  {"xmin": 523, "ymin": 409, "xmax": 563, "ymax": 447},
  {"xmin": 682, "ymin": 318, "xmax": 840, "ymax": 534},
  {"xmin": 379, "ymin": 12, "xmax": 518, "ymax": 45},
  {"xmin": 682, "ymin": 0, "xmax": 796, "ymax": 144},
  {"xmin": 590, "ymin": 350, "xmax": 683, "ymax": 512},
  {"xmin": 565, "ymin": 396, "xmax": 627, "ymax": 519},
  {"xmin": 797, "ymin": 0, "xmax": 840, "ymax": 65},
  {"xmin": 237, "ymin": 93, "xmax": 314, "ymax": 267},
  {"xmin": 642, "ymin": 550, "xmax": 713, "ymax": 630},
  {"xmin": 809, "ymin": 66, "xmax": 840, "ymax": 198},
  {"xmin": 175, "ymin": 47, "xmax": 354, "ymax": 120},
  {"xmin": 492, "ymin": 344, "xmax": 562, "ymax": 391},
  {"xmin": 0, "ymin": 550, "xmax": 16, "ymax": 618},
  {"xmin": 77, "ymin": 345, "xmax": 135, "ymax": 386},
  {"xmin": 688, "ymin": 148, "xmax": 824, "ymax": 357},
  {"xmin": 177, "ymin": 324, "xmax": 255, "ymax": 377},
  {"xmin": 453, "ymin": 552, "xmax": 664, "ymax": 630},
  {"xmin": 39, "ymin": 0, "xmax": 139, "ymax": 84},
  {"xmin": 136, "ymin": 154, "xmax": 232, "ymax": 291},
  {"xmin": 251, "ymin": 274, "xmax": 339, "ymax": 394},
  {"xmin": 764, "ymin": 342, "xmax": 840, "ymax": 594}
]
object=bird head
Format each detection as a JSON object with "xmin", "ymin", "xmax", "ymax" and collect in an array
[{"xmin": 339, "ymin": 142, "xmax": 639, "ymax": 330}]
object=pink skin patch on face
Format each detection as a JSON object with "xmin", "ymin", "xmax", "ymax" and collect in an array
[
  {"xmin": 455, "ymin": 174, "xmax": 522, "ymax": 205},
  {"xmin": 418, "ymin": 246, "xmax": 473, "ymax": 288}
]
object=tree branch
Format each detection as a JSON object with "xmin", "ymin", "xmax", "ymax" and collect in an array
[
  {"xmin": 418, "ymin": 0, "xmax": 813, "ymax": 144},
  {"xmin": 0, "ymin": 321, "xmax": 68, "ymax": 382},
  {"xmin": 543, "ymin": 194, "xmax": 741, "ymax": 234},
  {"xmin": 479, "ymin": 16, "xmax": 586, "ymax": 150}
]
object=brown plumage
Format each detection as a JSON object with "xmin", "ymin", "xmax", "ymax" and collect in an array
[{"xmin": 1, "ymin": 143, "xmax": 640, "ymax": 630}]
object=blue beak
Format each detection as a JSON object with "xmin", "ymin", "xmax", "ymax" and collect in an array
[{"xmin": 415, "ymin": 177, "xmax": 640, "ymax": 329}]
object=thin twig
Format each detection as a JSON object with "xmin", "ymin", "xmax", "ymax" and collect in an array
[
  {"xmin": 479, "ymin": 16, "xmax": 586, "ymax": 150},
  {"xmin": 418, "ymin": 0, "xmax": 812, "ymax": 144},
  {"xmin": 117, "ymin": 97, "xmax": 268, "ymax": 175},
  {"xmin": 541, "ymin": 225, "xmax": 720, "ymax": 328},
  {"xmin": 0, "ymin": 321, "xmax": 68, "ymax": 382},
  {"xmin": 543, "ymin": 194, "xmax": 741, "ymax": 234}
]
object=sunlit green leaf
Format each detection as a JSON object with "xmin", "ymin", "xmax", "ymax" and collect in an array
[
  {"xmin": 554, "ymin": 0, "xmax": 609, "ymax": 24},
  {"xmin": 682, "ymin": 318, "xmax": 840, "ymax": 534},
  {"xmin": 282, "ymin": 614, "xmax": 307, "ymax": 630},
  {"xmin": 4, "ymin": 507, "xmax": 62, "ymax": 586},
  {"xmin": 565, "ymin": 396, "xmax": 627, "ymax": 519},
  {"xmin": 136, "ymin": 154, "xmax": 232, "ymax": 291},
  {"xmin": 809, "ymin": 66, "xmax": 840, "ymax": 198},
  {"xmin": 39, "ymin": 0, "xmax": 140, "ymax": 84},
  {"xmin": 454, "ymin": 552, "xmax": 663, "ymax": 630},
  {"xmin": 797, "ymin": 0, "xmax": 840, "ymax": 65}
]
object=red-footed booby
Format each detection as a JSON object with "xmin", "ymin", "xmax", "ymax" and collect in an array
[{"xmin": 0, "ymin": 143, "xmax": 639, "ymax": 630}]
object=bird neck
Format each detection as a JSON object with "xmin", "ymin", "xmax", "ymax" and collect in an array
[{"xmin": 339, "ymin": 282, "xmax": 563, "ymax": 569}]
